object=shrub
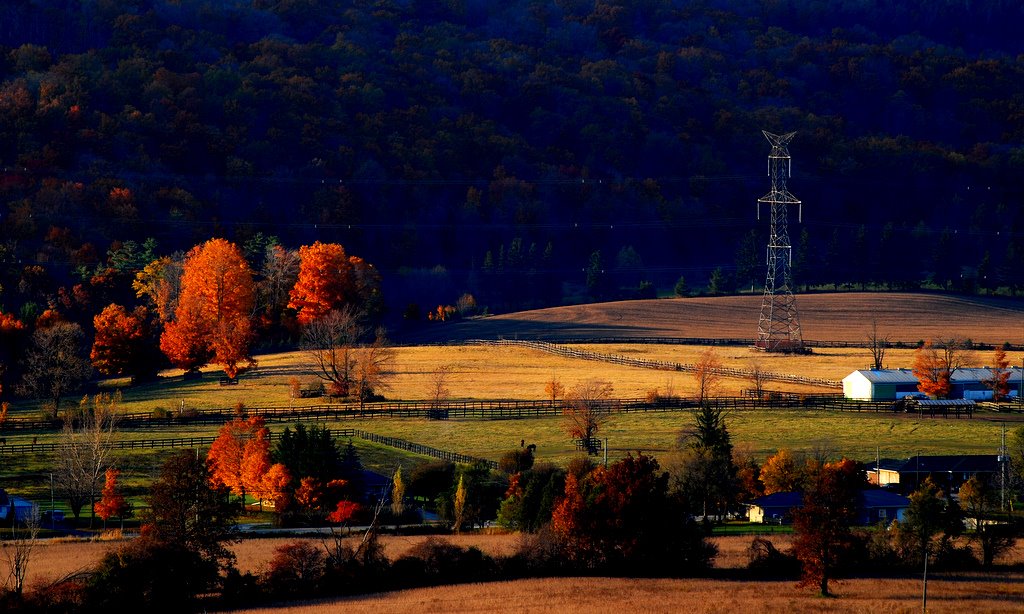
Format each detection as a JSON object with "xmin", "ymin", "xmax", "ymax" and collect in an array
[
  {"xmin": 392, "ymin": 537, "xmax": 497, "ymax": 587},
  {"xmin": 86, "ymin": 537, "xmax": 219, "ymax": 610},
  {"xmin": 747, "ymin": 536, "xmax": 800, "ymax": 577},
  {"xmin": 261, "ymin": 541, "xmax": 325, "ymax": 598}
]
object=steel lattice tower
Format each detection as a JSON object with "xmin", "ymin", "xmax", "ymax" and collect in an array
[{"xmin": 754, "ymin": 130, "xmax": 805, "ymax": 352}]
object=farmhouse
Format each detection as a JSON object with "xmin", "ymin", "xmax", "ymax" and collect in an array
[
  {"xmin": 865, "ymin": 455, "xmax": 1002, "ymax": 496},
  {"xmin": 842, "ymin": 367, "xmax": 1024, "ymax": 401},
  {"xmin": 746, "ymin": 490, "xmax": 910, "ymax": 525}
]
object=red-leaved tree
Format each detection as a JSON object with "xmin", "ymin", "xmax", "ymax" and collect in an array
[
  {"xmin": 552, "ymin": 453, "xmax": 715, "ymax": 574},
  {"xmin": 792, "ymin": 458, "xmax": 863, "ymax": 596},
  {"xmin": 91, "ymin": 303, "xmax": 151, "ymax": 377},
  {"xmin": 983, "ymin": 347, "xmax": 1012, "ymax": 401},
  {"xmin": 94, "ymin": 467, "xmax": 129, "ymax": 528}
]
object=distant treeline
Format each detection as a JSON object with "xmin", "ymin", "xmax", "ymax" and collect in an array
[{"xmin": 1, "ymin": 0, "xmax": 1024, "ymax": 319}]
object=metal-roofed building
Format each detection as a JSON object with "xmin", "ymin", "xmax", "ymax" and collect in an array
[
  {"xmin": 843, "ymin": 369, "xmax": 921, "ymax": 400},
  {"xmin": 842, "ymin": 367, "xmax": 1024, "ymax": 401}
]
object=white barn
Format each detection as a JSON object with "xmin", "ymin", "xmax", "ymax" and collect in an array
[{"xmin": 843, "ymin": 367, "xmax": 1024, "ymax": 401}]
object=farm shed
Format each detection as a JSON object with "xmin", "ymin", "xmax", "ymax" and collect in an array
[
  {"xmin": 865, "ymin": 455, "xmax": 1001, "ymax": 496},
  {"xmin": 842, "ymin": 367, "xmax": 1024, "ymax": 401},
  {"xmin": 746, "ymin": 490, "xmax": 910, "ymax": 525},
  {"xmin": 866, "ymin": 459, "xmax": 904, "ymax": 488},
  {"xmin": 842, "ymin": 369, "xmax": 920, "ymax": 401}
]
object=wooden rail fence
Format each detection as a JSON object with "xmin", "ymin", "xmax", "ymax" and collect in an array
[
  {"xmin": 0, "ymin": 393, "xmax": 962, "ymax": 434},
  {"xmin": 0, "ymin": 428, "xmax": 498, "ymax": 469},
  {"xmin": 472, "ymin": 339, "xmax": 842, "ymax": 388}
]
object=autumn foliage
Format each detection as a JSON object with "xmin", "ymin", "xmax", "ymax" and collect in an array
[
  {"xmin": 288, "ymin": 241, "xmax": 357, "ymax": 325},
  {"xmin": 759, "ymin": 449, "xmax": 802, "ymax": 495},
  {"xmin": 159, "ymin": 238, "xmax": 255, "ymax": 377},
  {"xmin": 94, "ymin": 467, "xmax": 129, "ymax": 525},
  {"xmin": 983, "ymin": 347, "xmax": 1012, "ymax": 401},
  {"xmin": 90, "ymin": 303, "xmax": 151, "ymax": 376},
  {"xmin": 551, "ymin": 453, "xmax": 715, "ymax": 574},
  {"xmin": 207, "ymin": 417, "xmax": 288, "ymax": 508},
  {"xmin": 792, "ymin": 458, "xmax": 863, "ymax": 596}
]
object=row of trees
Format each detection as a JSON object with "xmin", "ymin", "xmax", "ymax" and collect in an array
[
  {"xmin": 912, "ymin": 340, "xmax": 1013, "ymax": 399},
  {"xmin": 1, "ymin": 236, "xmax": 382, "ymax": 417},
  {"xmin": 3, "ymin": 1, "xmax": 1024, "ymax": 322}
]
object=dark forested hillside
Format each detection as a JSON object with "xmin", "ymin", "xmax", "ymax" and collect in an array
[{"xmin": 2, "ymin": 0, "xmax": 1024, "ymax": 320}]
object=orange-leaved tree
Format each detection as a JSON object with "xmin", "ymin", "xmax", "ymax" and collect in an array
[
  {"xmin": 159, "ymin": 238, "xmax": 255, "ymax": 377},
  {"xmin": 912, "ymin": 339, "xmax": 969, "ymax": 399},
  {"xmin": 760, "ymin": 449, "xmax": 802, "ymax": 495},
  {"xmin": 983, "ymin": 347, "xmax": 1012, "ymax": 401},
  {"xmin": 288, "ymin": 241, "xmax": 355, "ymax": 326},
  {"xmin": 94, "ymin": 467, "xmax": 129, "ymax": 528},
  {"xmin": 259, "ymin": 463, "xmax": 293, "ymax": 512},
  {"xmin": 90, "ymin": 303, "xmax": 151, "ymax": 377},
  {"xmin": 208, "ymin": 416, "xmax": 269, "ymax": 504}
]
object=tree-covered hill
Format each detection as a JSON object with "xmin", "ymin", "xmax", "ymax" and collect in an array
[{"xmin": 2, "ymin": 0, "xmax": 1024, "ymax": 319}]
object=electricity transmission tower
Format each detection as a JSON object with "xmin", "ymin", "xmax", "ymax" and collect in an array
[{"xmin": 754, "ymin": 130, "xmax": 805, "ymax": 352}]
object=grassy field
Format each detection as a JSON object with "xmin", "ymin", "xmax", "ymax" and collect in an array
[{"xmin": 4, "ymin": 292, "xmax": 1024, "ymax": 516}]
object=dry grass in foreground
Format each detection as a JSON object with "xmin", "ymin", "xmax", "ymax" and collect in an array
[{"xmin": 232, "ymin": 573, "xmax": 1024, "ymax": 614}]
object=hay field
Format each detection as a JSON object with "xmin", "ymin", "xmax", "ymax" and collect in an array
[
  {"xmin": 401, "ymin": 292, "xmax": 1024, "ymax": 346},
  {"xmin": 233, "ymin": 573, "xmax": 1024, "ymax": 614}
]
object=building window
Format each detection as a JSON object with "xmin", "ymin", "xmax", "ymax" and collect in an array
[{"xmin": 878, "ymin": 509, "xmax": 887, "ymax": 519}]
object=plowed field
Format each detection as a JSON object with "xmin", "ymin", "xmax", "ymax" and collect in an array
[{"xmin": 401, "ymin": 293, "xmax": 1024, "ymax": 346}]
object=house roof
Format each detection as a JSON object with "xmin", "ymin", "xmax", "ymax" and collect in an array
[
  {"xmin": 898, "ymin": 455, "xmax": 1000, "ymax": 474},
  {"xmin": 845, "ymin": 369, "xmax": 918, "ymax": 385},
  {"xmin": 844, "ymin": 367, "xmax": 1024, "ymax": 386},
  {"xmin": 861, "ymin": 490, "xmax": 911, "ymax": 508},
  {"xmin": 747, "ymin": 490, "xmax": 910, "ymax": 510},
  {"xmin": 864, "ymin": 458, "xmax": 906, "ymax": 472},
  {"xmin": 747, "ymin": 492, "xmax": 802, "ymax": 509},
  {"xmin": 952, "ymin": 367, "xmax": 1024, "ymax": 382}
]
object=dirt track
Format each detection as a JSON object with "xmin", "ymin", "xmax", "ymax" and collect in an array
[{"xmin": 399, "ymin": 292, "xmax": 1024, "ymax": 346}]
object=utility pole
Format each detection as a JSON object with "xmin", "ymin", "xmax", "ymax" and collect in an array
[
  {"xmin": 999, "ymin": 423, "xmax": 1008, "ymax": 511},
  {"xmin": 754, "ymin": 131, "xmax": 805, "ymax": 353}
]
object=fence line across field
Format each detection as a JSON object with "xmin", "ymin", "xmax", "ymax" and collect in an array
[
  {"xmin": 1, "ymin": 392, "xmax": 976, "ymax": 436},
  {"xmin": 470, "ymin": 339, "xmax": 843, "ymax": 388},
  {"xmin": 0, "ymin": 428, "xmax": 499, "ymax": 469}
]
